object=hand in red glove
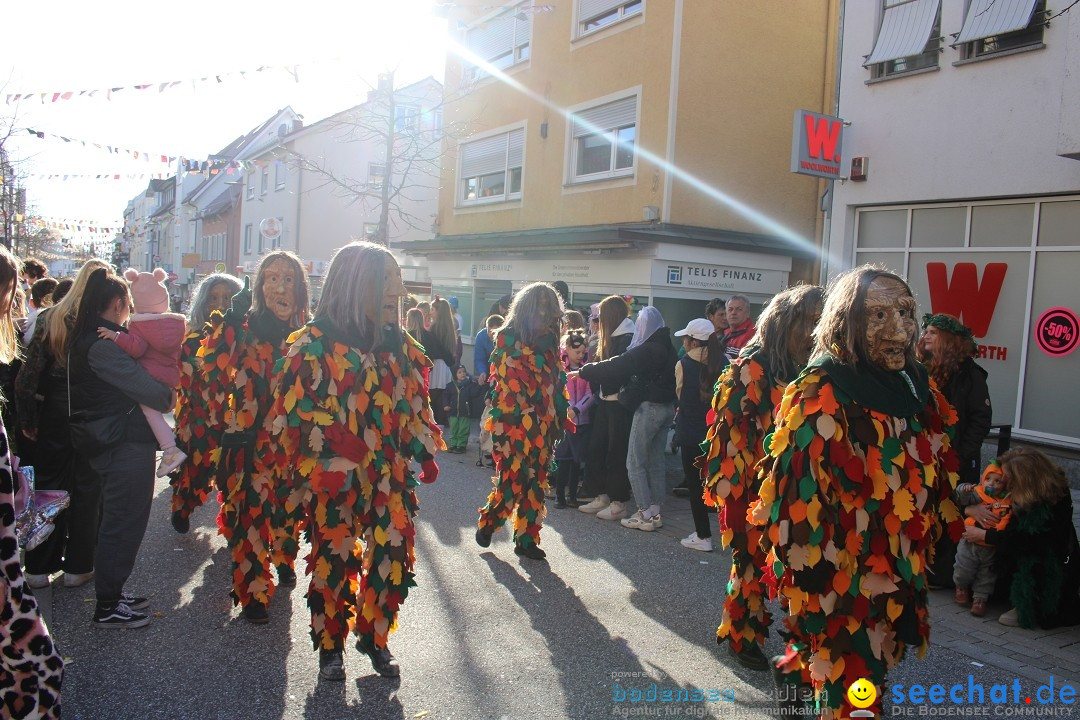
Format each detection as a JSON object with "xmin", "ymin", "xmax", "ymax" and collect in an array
[
  {"xmin": 324, "ymin": 424, "xmax": 367, "ymax": 464},
  {"xmin": 419, "ymin": 458, "xmax": 439, "ymax": 484}
]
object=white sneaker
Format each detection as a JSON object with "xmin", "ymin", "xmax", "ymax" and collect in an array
[
  {"xmin": 578, "ymin": 495, "xmax": 611, "ymax": 514},
  {"xmin": 596, "ymin": 501, "xmax": 627, "ymax": 520},
  {"xmin": 156, "ymin": 447, "xmax": 188, "ymax": 477},
  {"xmin": 24, "ymin": 573, "xmax": 51, "ymax": 589},
  {"xmin": 621, "ymin": 510, "xmax": 661, "ymax": 531},
  {"xmin": 680, "ymin": 532, "xmax": 713, "ymax": 552},
  {"xmin": 63, "ymin": 571, "xmax": 94, "ymax": 588}
]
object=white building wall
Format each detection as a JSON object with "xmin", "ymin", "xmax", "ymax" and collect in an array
[{"xmin": 827, "ymin": 1, "xmax": 1080, "ymax": 269}]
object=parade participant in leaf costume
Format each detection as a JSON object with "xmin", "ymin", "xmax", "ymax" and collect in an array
[
  {"xmin": 200, "ymin": 251, "xmax": 309, "ymax": 624},
  {"xmin": 169, "ymin": 274, "xmax": 242, "ymax": 533},
  {"xmin": 475, "ymin": 281, "xmax": 571, "ymax": 561},
  {"xmin": 271, "ymin": 242, "xmax": 442, "ymax": 681},
  {"xmin": 754, "ymin": 266, "xmax": 964, "ymax": 718},
  {"xmin": 702, "ymin": 284, "xmax": 823, "ymax": 672}
]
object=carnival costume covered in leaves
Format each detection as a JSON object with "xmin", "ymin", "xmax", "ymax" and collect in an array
[
  {"xmin": 701, "ymin": 347, "xmax": 783, "ymax": 654},
  {"xmin": 477, "ymin": 328, "xmax": 570, "ymax": 548},
  {"xmin": 200, "ymin": 305, "xmax": 299, "ymax": 608},
  {"xmin": 170, "ymin": 324, "xmax": 227, "ymax": 521},
  {"xmin": 754, "ymin": 357, "xmax": 964, "ymax": 717},
  {"xmin": 272, "ymin": 320, "xmax": 443, "ymax": 650}
]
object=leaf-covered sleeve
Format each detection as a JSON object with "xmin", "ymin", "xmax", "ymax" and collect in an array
[
  {"xmin": 702, "ymin": 358, "xmax": 774, "ymax": 509},
  {"xmin": 398, "ymin": 334, "xmax": 444, "ymax": 460}
]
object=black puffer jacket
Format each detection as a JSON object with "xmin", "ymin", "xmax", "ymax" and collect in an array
[
  {"xmin": 578, "ymin": 327, "xmax": 677, "ymax": 405},
  {"xmin": 942, "ymin": 358, "xmax": 992, "ymax": 484}
]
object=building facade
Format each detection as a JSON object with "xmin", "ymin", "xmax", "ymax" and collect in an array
[
  {"xmin": 406, "ymin": 0, "xmax": 839, "ymax": 338},
  {"xmin": 826, "ymin": 0, "xmax": 1080, "ymax": 448},
  {"xmin": 237, "ymin": 77, "xmax": 442, "ymax": 299}
]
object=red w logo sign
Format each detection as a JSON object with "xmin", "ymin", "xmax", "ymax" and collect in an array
[
  {"xmin": 926, "ymin": 262, "xmax": 1007, "ymax": 338},
  {"xmin": 804, "ymin": 116, "xmax": 842, "ymax": 162}
]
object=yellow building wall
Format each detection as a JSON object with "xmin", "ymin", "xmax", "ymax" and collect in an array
[
  {"xmin": 439, "ymin": 1, "xmax": 676, "ymax": 236},
  {"xmin": 439, "ymin": 0, "xmax": 838, "ymax": 268},
  {"xmin": 669, "ymin": 1, "xmax": 838, "ymax": 252}
]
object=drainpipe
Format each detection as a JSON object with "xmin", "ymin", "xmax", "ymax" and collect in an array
[{"xmin": 819, "ymin": 0, "xmax": 845, "ymax": 286}]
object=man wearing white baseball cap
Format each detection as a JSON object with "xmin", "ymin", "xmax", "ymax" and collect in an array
[{"xmin": 672, "ymin": 318, "xmax": 724, "ymax": 552}]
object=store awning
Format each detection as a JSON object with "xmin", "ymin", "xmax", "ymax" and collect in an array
[
  {"xmin": 864, "ymin": 0, "xmax": 941, "ymax": 66},
  {"xmin": 955, "ymin": 0, "xmax": 1038, "ymax": 44}
]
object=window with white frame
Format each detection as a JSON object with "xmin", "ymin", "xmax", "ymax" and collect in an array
[
  {"xmin": 464, "ymin": 2, "xmax": 531, "ymax": 81},
  {"xmin": 459, "ymin": 128, "xmax": 524, "ymax": 205},
  {"xmin": 865, "ymin": 0, "xmax": 941, "ymax": 80},
  {"xmin": 244, "ymin": 224, "xmax": 252, "ymax": 254},
  {"xmin": 394, "ymin": 104, "xmax": 420, "ymax": 133},
  {"xmin": 956, "ymin": 0, "xmax": 1046, "ymax": 60},
  {"xmin": 274, "ymin": 160, "xmax": 285, "ymax": 189},
  {"xmin": 368, "ymin": 163, "xmax": 386, "ymax": 190},
  {"xmin": 247, "ymin": 172, "xmax": 255, "ymax": 200},
  {"xmin": 577, "ymin": 0, "xmax": 643, "ymax": 38},
  {"xmin": 364, "ymin": 223, "xmax": 380, "ymax": 240},
  {"xmin": 260, "ymin": 167, "xmax": 269, "ymax": 195},
  {"xmin": 569, "ymin": 95, "xmax": 637, "ymax": 183}
]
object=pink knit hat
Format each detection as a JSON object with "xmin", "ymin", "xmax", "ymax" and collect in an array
[{"xmin": 124, "ymin": 267, "xmax": 170, "ymax": 314}]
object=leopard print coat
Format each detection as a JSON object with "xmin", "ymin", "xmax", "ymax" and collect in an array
[{"xmin": 0, "ymin": 417, "xmax": 63, "ymax": 718}]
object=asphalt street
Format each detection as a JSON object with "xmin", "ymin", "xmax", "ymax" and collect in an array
[{"xmin": 35, "ymin": 436, "xmax": 1080, "ymax": 720}]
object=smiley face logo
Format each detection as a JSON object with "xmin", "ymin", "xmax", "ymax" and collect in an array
[{"xmin": 847, "ymin": 678, "xmax": 877, "ymax": 709}]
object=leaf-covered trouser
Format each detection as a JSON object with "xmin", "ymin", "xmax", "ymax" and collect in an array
[{"xmin": 478, "ymin": 462, "xmax": 548, "ymax": 547}]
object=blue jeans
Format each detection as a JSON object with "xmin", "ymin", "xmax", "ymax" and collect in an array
[{"xmin": 626, "ymin": 401, "xmax": 675, "ymax": 511}]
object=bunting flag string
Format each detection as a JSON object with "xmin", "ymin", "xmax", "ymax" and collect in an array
[
  {"xmin": 25, "ymin": 173, "xmax": 170, "ymax": 181},
  {"xmin": 31, "ymin": 215, "xmax": 123, "ymax": 235},
  {"xmin": 21, "ymin": 128, "xmax": 175, "ymax": 164},
  {"xmin": 5, "ymin": 61, "xmax": 310, "ymax": 105}
]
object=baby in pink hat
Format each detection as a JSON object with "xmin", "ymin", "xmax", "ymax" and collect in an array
[{"xmin": 98, "ymin": 268, "xmax": 188, "ymax": 476}]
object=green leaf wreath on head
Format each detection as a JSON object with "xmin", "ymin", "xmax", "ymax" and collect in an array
[{"xmin": 922, "ymin": 313, "xmax": 974, "ymax": 340}]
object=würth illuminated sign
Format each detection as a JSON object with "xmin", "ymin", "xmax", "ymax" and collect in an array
[{"xmin": 791, "ymin": 109, "xmax": 845, "ymax": 179}]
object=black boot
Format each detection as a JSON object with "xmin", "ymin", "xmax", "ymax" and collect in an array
[
  {"xmin": 729, "ymin": 642, "xmax": 769, "ymax": 671},
  {"xmin": 277, "ymin": 564, "xmax": 297, "ymax": 588},
  {"xmin": 170, "ymin": 510, "xmax": 190, "ymax": 534},
  {"xmin": 319, "ymin": 648, "xmax": 345, "ymax": 681},
  {"xmin": 357, "ymin": 636, "xmax": 400, "ymax": 678},
  {"xmin": 514, "ymin": 542, "xmax": 547, "ymax": 560},
  {"xmin": 475, "ymin": 526, "xmax": 493, "ymax": 548},
  {"xmin": 241, "ymin": 601, "xmax": 269, "ymax": 624},
  {"xmin": 566, "ymin": 463, "xmax": 581, "ymax": 508}
]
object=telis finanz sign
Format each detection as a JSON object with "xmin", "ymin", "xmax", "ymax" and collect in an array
[{"xmin": 791, "ymin": 109, "xmax": 846, "ymax": 179}]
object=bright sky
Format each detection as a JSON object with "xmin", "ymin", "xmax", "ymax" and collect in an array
[{"xmin": 2, "ymin": 0, "xmax": 449, "ymax": 247}]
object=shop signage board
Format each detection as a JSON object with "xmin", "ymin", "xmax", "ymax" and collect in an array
[
  {"xmin": 652, "ymin": 262, "xmax": 787, "ymax": 295},
  {"xmin": 791, "ymin": 109, "xmax": 846, "ymax": 179}
]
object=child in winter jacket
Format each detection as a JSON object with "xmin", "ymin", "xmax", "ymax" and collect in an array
[
  {"xmin": 554, "ymin": 330, "xmax": 593, "ymax": 508},
  {"xmin": 443, "ymin": 364, "xmax": 482, "ymax": 453},
  {"xmin": 953, "ymin": 460, "xmax": 1012, "ymax": 616},
  {"xmin": 98, "ymin": 268, "xmax": 188, "ymax": 477}
]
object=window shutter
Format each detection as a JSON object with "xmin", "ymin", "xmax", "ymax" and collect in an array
[
  {"xmin": 515, "ymin": 10, "xmax": 531, "ymax": 46},
  {"xmin": 579, "ymin": 0, "xmax": 625, "ymax": 22},
  {"xmin": 507, "ymin": 128, "xmax": 524, "ymax": 169},
  {"xmin": 572, "ymin": 96, "xmax": 637, "ymax": 138},
  {"xmin": 864, "ymin": 0, "xmax": 940, "ymax": 66},
  {"xmin": 956, "ymin": 0, "xmax": 1038, "ymax": 43},
  {"xmin": 461, "ymin": 133, "xmax": 510, "ymax": 178},
  {"xmin": 467, "ymin": 13, "xmax": 514, "ymax": 61}
]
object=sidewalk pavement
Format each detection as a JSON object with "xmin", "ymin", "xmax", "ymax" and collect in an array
[{"xmin": 652, "ymin": 454, "xmax": 1080, "ymax": 686}]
